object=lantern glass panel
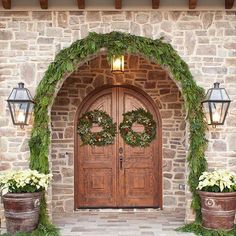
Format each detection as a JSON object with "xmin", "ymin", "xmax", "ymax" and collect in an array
[
  {"xmin": 209, "ymin": 89, "xmax": 229, "ymax": 101},
  {"xmin": 8, "ymin": 88, "xmax": 33, "ymax": 101},
  {"xmin": 27, "ymin": 103, "xmax": 34, "ymax": 123},
  {"xmin": 8, "ymin": 102, "xmax": 28, "ymax": 125},
  {"xmin": 202, "ymin": 102, "xmax": 211, "ymax": 125},
  {"xmin": 210, "ymin": 102, "xmax": 222, "ymax": 124},
  {"xmin": 209, "ymin": 102, "xmax": 230, "ymax": 125}
]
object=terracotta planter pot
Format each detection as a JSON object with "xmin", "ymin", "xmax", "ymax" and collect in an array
[
  {"xmin": 198, "ymin": 191, "xmax": 236, "ymax": 230},
  {"xmin": 2, "ymin": 192, "xmax": 41, "ymax": 234}
]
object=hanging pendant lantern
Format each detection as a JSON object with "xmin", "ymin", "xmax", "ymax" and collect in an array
[
  {"xmin": 7, "ymin": 83, "xmax": 34, "ymax": 129},
  {"xmin": 111, "ymin": 55, "xmax": 124, "ymax": 73},
  {"xmin": 202, "ymin": 82, "xmax": 231, "ymax": 127}
]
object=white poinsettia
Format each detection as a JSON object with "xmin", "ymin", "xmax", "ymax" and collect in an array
[
  {"xmin": 0, "ymin": 169, "xmax": 52, "ymax": 194},
  {"xmin": 197, "ymin": 169, "xmax": 236, "ymax": 193}
]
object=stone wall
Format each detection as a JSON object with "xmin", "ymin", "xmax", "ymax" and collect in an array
[
  {"xmin": 51, "ymin": 54, "xmax": 186, "ymax": 213},
  {"xmin": 0, "ymin": 11, "xmax": 236, "ymax": 223}
]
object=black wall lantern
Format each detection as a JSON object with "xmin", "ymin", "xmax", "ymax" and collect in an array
[
  {"xmin": 202, "ymin": 82, "xmax": 231, "ymax": 127},
  {"xmin": 7, "ymin": 83, "xmax": 34, "ymax": 129}
]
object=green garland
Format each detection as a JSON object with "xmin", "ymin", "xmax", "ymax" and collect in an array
[
  {"xmin": 119, "ymin": 108, "xmax": 156, "ymax": 147},
  {"xmin": 77, "ymin": 110, "xmax": 116, "ymax": 146},
  {"xmin": 29, "ymin": 31, "xmax": 208, "ymax": 227},
  {"xmin": 177, "ymin": 223, "xmax": 236, "ymax": 236}
]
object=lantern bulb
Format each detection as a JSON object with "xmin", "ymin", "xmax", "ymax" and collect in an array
[
  {"xmin": 17, "ymin": 111, "xmax": 25, "ymax": 123},
  {"xmin": 212, "ymin": 110, "xmax": 220, "ymax": 123},
  {"xmin": 113, "ymin": 58, "xmax": 121, "ymax": 69}
]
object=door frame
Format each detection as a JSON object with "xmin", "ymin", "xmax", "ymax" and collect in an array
[{"xmin": 74, "ymin": 84, "xmax": 163, "ymax": 209}]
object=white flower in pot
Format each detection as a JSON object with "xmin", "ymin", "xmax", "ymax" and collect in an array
[
  {"xmin": 0, "ymin": 169, "xmax": 52, "ymax": 234},
  {"xmin": 197, "ymin": 169, "xmax": 236, "ymax": 230}
]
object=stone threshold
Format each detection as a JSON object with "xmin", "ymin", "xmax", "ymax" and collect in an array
[{"xmin": 75, "ymin": 208, "xmax": 161, "ymax": 212}]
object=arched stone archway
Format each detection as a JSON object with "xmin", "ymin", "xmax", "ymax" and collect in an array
[
  {"xmin": 50, "ymin": 54, "xmax": 186, "ymax": 213},
  {"xmin": 29, "ymin": 32, "xmax": 207, "ymax": 222}
]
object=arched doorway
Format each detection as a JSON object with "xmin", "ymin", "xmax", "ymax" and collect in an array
[
  {"xmin": 50, "ymin": 54, "xmax": 186, "ymax": 213},
  {"xmin": 31, "ymin": 32, "xmax": 207, "ymax": 221},
  {"xmin": 75, "ymin": 85, "xmax": 162, "ymax": 208}
]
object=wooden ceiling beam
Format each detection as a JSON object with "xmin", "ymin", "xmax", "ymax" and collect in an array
[
  {"xmin": 189, "ymin": 0, "xmax": 198, "ymax": 9},
  {"xmin": 225, "ymin": 0, "xmax": 234, "ymax": 9},
  {"xmin": 115, "ymin": 0, "xmax": 122, "ymax": 9},
  {"xmin": 39, "ymin": 0, "xmax": 48, "ymax": 9},
  {"xmin": 77, "ymin": 0, "xmax": 85, "ymax": 9},
  {"xmin": 152, "ymin": 0, "xmax": 159, "ymax": 9},
  {"xmin": 2, "ymin": 0, "xmax": 11, "ymax": 9}
]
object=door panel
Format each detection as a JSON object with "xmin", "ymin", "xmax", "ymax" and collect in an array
[
  {"xmin": 83, "ymin": 168, "xmax": 113, "ymax": 198},
  {"xmin": 117, "ymin": 88, "xmax": 159, "ymax": 207},
  {"xmin": 125, "ymin": 168, "xmax": 154, "ymax": 198},
  {"xmin": 76, "ymin": 86, "xmax": 161, "ymax": 208},
  {"xmin": 77, "ymin": 88, "xmax": 117, "ymax": 207}
]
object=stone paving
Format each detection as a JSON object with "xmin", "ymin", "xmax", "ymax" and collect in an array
[{"xmin": 52, "ymin": 209, "xmax": 195, "ymax": 236}]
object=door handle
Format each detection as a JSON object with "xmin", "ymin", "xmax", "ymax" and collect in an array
[{"xmin": 119, "ymin": 156, "xmax": 123, "ymax": 170}]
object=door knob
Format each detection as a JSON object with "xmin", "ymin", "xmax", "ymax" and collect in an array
[{"xmin": 119, "ymin": 156, "xmax": 123, "ymax": 170}]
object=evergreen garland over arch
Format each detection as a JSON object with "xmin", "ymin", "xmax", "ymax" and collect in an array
[{"xmin": 29, "ymin": 31, "xmax": 208, "ymax": 225}]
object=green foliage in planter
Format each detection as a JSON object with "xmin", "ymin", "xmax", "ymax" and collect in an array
[
  {"xmin": 177, "ymin": 223, "xmax": 236, "ymax": 236},
  {"xmin": 28, "ymin": 31, "xmax": 208, "ymax": 224}
]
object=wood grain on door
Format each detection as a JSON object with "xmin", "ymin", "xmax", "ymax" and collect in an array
[{"xmin": 75, "ymin": 86, "xmax": 162, "ymax": 208}]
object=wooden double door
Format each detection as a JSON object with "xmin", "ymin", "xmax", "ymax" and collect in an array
[{"xmin": 75, "ymin": 86, "xmax": 162, "ymax": 208}]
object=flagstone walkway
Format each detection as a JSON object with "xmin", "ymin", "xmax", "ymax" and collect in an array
[{"xmin": 53, "ymin": 209, "xmax": 195, "ymax": 236}]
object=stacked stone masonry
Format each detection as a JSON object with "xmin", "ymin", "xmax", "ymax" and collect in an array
[{"xmin": 0, "ymin": 11, "xmax": 236, "ymax": 224}]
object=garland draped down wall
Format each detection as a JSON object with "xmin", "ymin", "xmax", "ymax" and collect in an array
[{"xmin": 29, "ymin": 31, "xmax": 208, "ymax": 224}]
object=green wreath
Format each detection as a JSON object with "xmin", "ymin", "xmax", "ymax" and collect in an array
[
  {"xmin": 77, "ymin": 110, "xmax": 116, "ymax": 146},
  {"xmin": 119, "ymin": 108, "xmax": 156, "ymax": 147}
]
